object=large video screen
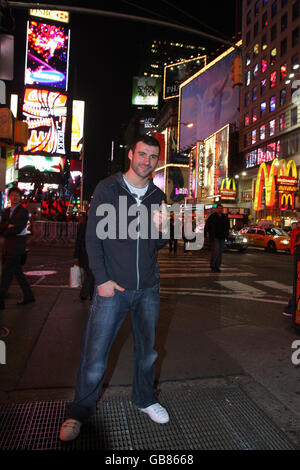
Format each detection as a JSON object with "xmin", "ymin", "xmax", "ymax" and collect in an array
[
  {"xmin": 18, "ymin": 155, "xmax": 62, "ymax": 172},
  {"xmin": 25, "ymin": 19, "xmax": 70, "ymax": 90},
  {"xmin": 22, "ymin": 88, "xmax": 68, "ymax": 156}
]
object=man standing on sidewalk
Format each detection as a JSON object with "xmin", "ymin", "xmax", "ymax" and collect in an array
[
  {"xmin": 60, "ymin": 135, "xmax": 170, "ymax": 442},
  {"xmin": 204, "ymin": 203, "xmax": 229, "ymax": 273}
]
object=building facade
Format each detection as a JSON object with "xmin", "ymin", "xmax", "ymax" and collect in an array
[{"xmin": 239, "ymin": 0, "xmax": 300, "ymax": 228}]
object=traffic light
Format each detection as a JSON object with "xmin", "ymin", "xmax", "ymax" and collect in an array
[{"xmin": 232, "ymin": 55, "xmax": 243, "ymax": 88}]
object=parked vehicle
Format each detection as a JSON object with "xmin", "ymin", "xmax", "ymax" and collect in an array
[
  {"xmin": 240, "ymin": 226, "xmax": 290, "ymax": 252},
  {"xmin": 224, "ymin": 230, "xmax": 248, "ymax": 252}
]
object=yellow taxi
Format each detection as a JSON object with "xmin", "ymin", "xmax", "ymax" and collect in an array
[{"xmin": 240, "ymin": 226, "xmax": 290, "ymax": 252}]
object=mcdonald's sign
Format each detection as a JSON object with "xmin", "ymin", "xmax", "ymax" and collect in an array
[
  {"xmin": 279, "ymin": 193, "xmax": 295, "ymax": 210},
  {"xmin": 254, "ymin": 158, "xmax": 298, "ymax": 211},
  {"xmin": 220, "ymin": 178, "xmax": 236, "ymax": 201}
]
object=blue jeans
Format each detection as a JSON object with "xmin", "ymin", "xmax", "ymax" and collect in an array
[
  {"xmin": 66, "ymin": 284, "xmax": 160, "ymax": 423},
  {"xmin": 210, "ymin": 238, "xmax": 225, "ymax": 271}
]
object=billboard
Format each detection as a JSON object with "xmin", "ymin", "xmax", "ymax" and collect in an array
[
  {"xmin": 29, "ymin": 9, "xmax": 70, "ymax": 24},
  {"xmin": 132, "ymin": 76, "xmax": 160, "ymax": 106},
  {"xmin": 25, "ymin": 19, "xmax": 70, "ymax": 90},
  {"xmin": 18, "ymin": 155, "xmax": 62, "ymax": 172},
  {"xmin": 214, "ymin": 125, "xmax": 229, "ymax": 195},
  {"xmin": 164, "ymin": 56, "xmax": 206, "ymax": 100},
  {"xmin": 22, "ymin": 87, "xmax": 68, "ymax": 156},
  {"xmin": 179, "ymin": 43, "xmax": 241, "ymax": 151},
  {"xmin": 71, "ymin": 100, "xmax": 85, "ymax": 152}
]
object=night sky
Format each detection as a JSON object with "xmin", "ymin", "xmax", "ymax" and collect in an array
[{"xmin": 4, "ymin": 0, "xmax": 240, "ymax": 200}]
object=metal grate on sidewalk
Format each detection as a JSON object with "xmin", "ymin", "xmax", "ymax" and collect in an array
[{"xmin": 0, "ymin": 385, "xmax": 295, "ymax": 450}]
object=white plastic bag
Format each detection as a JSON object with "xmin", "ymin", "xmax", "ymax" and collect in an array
[{"xmin": 69, "ymin": 265, "xmax": 82, "ymax": 288}]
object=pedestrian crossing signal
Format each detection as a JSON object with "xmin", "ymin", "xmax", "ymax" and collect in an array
[{"xmin": 232, "ymin": 55, "xmax": 243, "ymax": 88}]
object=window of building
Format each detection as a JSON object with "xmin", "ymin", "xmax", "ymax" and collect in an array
[
  {"xmin": 292, "ymin": 53, "xmax": 300, "ymax": 70},
  {"xmin": 293, "ymin": 0, "xmax": 300, "ymax": 20},
  {"xmin": 255, "ymin": 0, "xmax": 260, "ymax": 15},
  {"xmin": 291, "ymin": 107, "xmax": 298, "ymax": 125},
  {"xmin": 280, "ymin": 88, "xmax": 287, "ymax": 105},
  {"xmin": 279, "ymin": 113, "xmax": 286, "ymax": 130},
  {"xmin": 261, "ymin": 78, "xmax": 267, "ymax": 94},
  {"xmin": 280, "ymin": 63, "xmax": 287, "ymax": 80},
  {"xmin": 253, "ymin": 85, "xmax": 258, "ymax": 101},
  {"xmin": 247, "ymin": 9, "xmax": 252, "ymax": 25},
  {"xmin": 246, "ymin": 52, "xmax": 251, "ymax": 66},
  {"xmin": 252, "ymin": 129, "xmax": 257, "ymax": 144},
  {"xmin": 269, "ymin": 119, "xmax": 275, "ymax": 136},
  {"xmin": 262, "ymin": 11, "xmax": 268, "ymax": 28},
  {"xmin": 260, "ymin": 124, "xmax": 266, "ymax": 140},
  {"xmin": 246, "ymin": 30, "xmax": 251, "ymax": 46},
  {"xmin": 244, "ymin": 133, "xmax": 248, "ymax": 147},
  {"xmin": 270, "ymin": 47, "xmax": 277, "ymax": 65},
  {"xmin": 270, "ymin": 70, "xmax": 277, "ymax": 87},
  {"xmin": 244, "ymin": 113, "xmax": 250, "ymax": 126},
  {"xmin": 252, "ymin": 107, "xmax": 258, "ymax": 122},
  {"xmin": 281, "ymin": 13, "xmax": 288, "ymax": 31},
  {"xmin": 271, "ymin": 0, "xmax": 278, "ymax": 17},
  {"xmin": 271, "ymin": 24, "xmax": 277, "ymax": 41},
  {"xmin": 280, "ymin": 37, "xmax": 287, "ymax": 56},
  {"xmin": 262, "ymin": 33, "xmax": 268, "ymax": 50},
  {"xmin": 292, "ymin": 26, "xmax": 299, "ymax": 47},
  {"xmin": 261, "ymin": 101, "xmax": 267, "ymax": 116},
  {"xmin": 253, "ymin": 43, "xmax": 259, "ymax": 57},
  {"xmin": 254, "ymin": 21, "xmax": 258, "ymax": 37},
  {"xmin": 253, "ymin": 63, "xmax": 259, "ymax": 78},
  {"xmin": 261, "ymin": 57, "xmax": 267, "ymax": 72},
  {"xmin": 245, "ymin": 91, "xmax": 250, "ymax": 106},
  {"xmin": 246, "ymin": 70, "xmax": 251, "ymax": 86},
  {"xmin": 270, "ymin": 95, "xmax": 276, "ymax": 111}
]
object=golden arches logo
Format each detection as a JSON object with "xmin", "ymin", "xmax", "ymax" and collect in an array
[
  {"xmin": 280, "ymin": 193, "xmax": 294, "ymax": 210},
  {"xmin": 254, "ymin": 159, "xmax": 298, "ymax": 211},
  {"xmin": 220, "ymin": 178, "xmax": 236, "ymax": 191}
]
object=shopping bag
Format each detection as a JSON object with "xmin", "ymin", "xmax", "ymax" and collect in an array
[{"xmin": 69, "ymin": 265, "xmax": 82, "ymax": 288}]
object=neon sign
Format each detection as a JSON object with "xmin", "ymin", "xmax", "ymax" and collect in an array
[
  {"xmin": 254, "ymin": 159, "xmax": 298, "ymax": 211},
  {"xmin": 220, "ymin": 178, "xmax": 236, "ymax": 201},
  {"xmin": 22, "ymin": 88, "xmax": 67, "ymax": 156}
]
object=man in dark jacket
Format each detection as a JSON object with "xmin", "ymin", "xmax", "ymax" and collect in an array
[
  {"xmin": 0, "ymin": 187, "xmax": 35, "ymax": 309},
  {"xmin": 204, "ymin": 203, "xmax": 229, "ymax": 272},
  {"xmin": 60, "ymin": 135, "xmax": 169, "ymax": 442}
]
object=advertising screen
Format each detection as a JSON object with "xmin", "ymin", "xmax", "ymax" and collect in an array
[
  {"xmin": 164, "ymin": 56, "xmax": 206, "ymax": 100},
  {"xmin": 22, "ymin": 87, "xmax": 68, "ymax": 156},
  {"xmin": 71, "ymin": 100, "xmax": 85, "ymax": 152},
  {"xmin": 25, "ymin": 19, "xmax": 70, "ymax": 90},
  {"xmin": 132, "ymin": 77, "xmax": 160, "ymax": 106},
  {"xmin": 18, "ymin": 155, "xmax": 62, "ymax": 172},
  {"xmin": 214, "ymin": 125, "xmax": 229, "ymax": 195},
  {"xmin": 179, "ymin": 45, "xmax": 240, "ymax": 151}
]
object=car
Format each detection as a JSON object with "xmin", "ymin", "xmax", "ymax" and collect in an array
[
  {"xmin": 224, "ymin": 230, "xmax": 248, "ymax": 252},
  {"xmin": 241, "ymin": 226, "xmax": 290, "ymax": 252}
]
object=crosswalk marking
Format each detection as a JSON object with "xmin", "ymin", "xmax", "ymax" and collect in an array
[
  {"xmin": 255, "ymin": 280, "xmax": 292, "ymax": 294},
  {"xmin": 215, "ymin": 280, "xmax": 265, "ymax": 297}
]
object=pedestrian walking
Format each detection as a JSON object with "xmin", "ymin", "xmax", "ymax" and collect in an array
[
  {"xmin": 74, "ymin": 211, "xmax": 94, "ymax": 301},
  {"xmin": 204, "ymin": 203, "xmax": 229, "ymax": 272},
  {"xmin": 59, "ymin": 135, "xmax": 170, "ymax": 442},
  {"xmin": 0, "ymin": 187, "xmax": 35, "ymax": 309},
  {"xmin": 168, "ymin": 213, "xmax": 177, "ymax": 253}
]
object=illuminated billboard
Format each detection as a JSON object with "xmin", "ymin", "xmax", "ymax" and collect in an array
[
  {"xmin": 18, "ymin": 155, "xmax": 62, "ymax": 172},
  {"xmin": 25, "ymin": 19, "xmax": 70, "ymax": 90},
  {"xmin": 22, "ymin": 87, "xmax": 68, "ymax": 156},
  {"xmin": 179, "ymin": 42, "xmax": 241, "ymax": 151},
  {"xmin": 29, "ymin": 9, "xmax": 70, "ymax": 24},
  {"xmin": 164, "ymin": 56, "xmax": 206, "ymax": 100},
  {"xmin": 132, "ymin": 77, "xmax": 160, "ymax": 106},
  {"xmin": 71, "ymin": 100, "xmax": 85, "ymax": 152}
]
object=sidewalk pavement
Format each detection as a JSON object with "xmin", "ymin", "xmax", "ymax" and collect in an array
[{"xmin": 0, "ymin": 245, "xmax": 300, "ymax": 450}]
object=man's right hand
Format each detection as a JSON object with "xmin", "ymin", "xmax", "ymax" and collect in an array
[{"xmin": 97, "ymin": 280, "xmax": 125, "ymax": 297}]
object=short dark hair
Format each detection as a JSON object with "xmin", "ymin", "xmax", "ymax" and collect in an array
[
  {"xmin": 129, "ymin": 135, "xmax": 161, "ymax": 154},
  {"xmin": 8, "ymin": 187, "xmax": 22, "ymax": 197},
  {"xmin": 217, "ymin": 203, "xmax": 223, "ymax": 208}
]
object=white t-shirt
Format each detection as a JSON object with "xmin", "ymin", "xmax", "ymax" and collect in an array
[{"xmin": 122, "ymin": 175, "xmax": 149, "ymax": 206}]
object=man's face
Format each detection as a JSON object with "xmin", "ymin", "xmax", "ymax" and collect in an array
[
  {"xmin": 9, "ymin": 191, "xmax": 21, "ymax": 206},
  {"xmin": 216, "ymin": 205, "xmax": 223, "ymax": 215},
  {"xmin": 128, "ymin": 141, "xmax": 159, "ymax": 179}
]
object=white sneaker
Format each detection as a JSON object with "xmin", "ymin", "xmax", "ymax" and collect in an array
[
  {"xmin": 139, "ymin": 403, "xmax": 169, "ymax": 424},
  {"xmin": 59, "ymin": 418, "xmax": 82, "ymax": 441}
]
